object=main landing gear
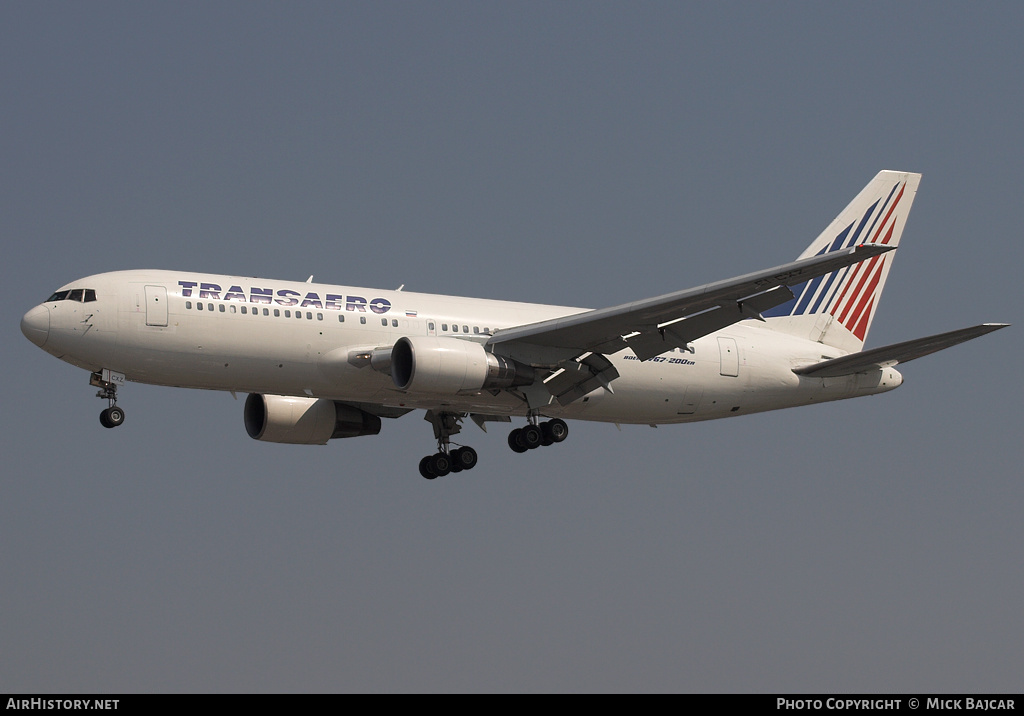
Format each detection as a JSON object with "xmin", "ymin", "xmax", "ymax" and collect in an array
[
  {"xmin": 507, "ymin": 418, "xmax": 568, "ymax": 453},
  {"xmin": 416, "ymin": 412, "xmax": 569, "ymax": 479},
  {"xmin": 91, "ymin": 370, "xmax": 125, "ymax": 429},
  {"xmin": 419, "ymin": 411, "xmax": 480, "ymax": 480}
]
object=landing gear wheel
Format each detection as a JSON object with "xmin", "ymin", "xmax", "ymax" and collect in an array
[
  {"xmin": 544, "ymin": 418, "xmax": 568, "ymax": 443},
  {"xmin": 430, "ymin": 452, "xmax": 452, "ymax": 477},
  {"xmin": 453, "ymin": 446, "xmax": 478, "ymax": 471},
  {"xmin": 522, "ymin": 424, "xmax": 543, "ymax": 450},
  {"xmin": 540, "ymin": 423, "xmax": 555, "ymax": 447},
  {"xmin": 100, "ymin": 406, "xmax": 125, "ymax": 429},
  {"xmin": 508, "ymin": 428, "xmax": 528, "ymax": 453},
  {"xmin": 419, "ymin": 456, "xmax": 437, "ymax": 480}
]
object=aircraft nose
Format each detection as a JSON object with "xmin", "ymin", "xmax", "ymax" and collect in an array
[{"xmin": 21, "ymin": 304, "xmax": 50, "ymax": 347}]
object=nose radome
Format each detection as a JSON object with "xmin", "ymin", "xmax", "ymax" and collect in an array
[{"xmin": 21, "ymin": 305, "xmax": 50, "ymax": 347}]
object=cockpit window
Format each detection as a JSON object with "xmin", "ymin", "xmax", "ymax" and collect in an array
[{"xmin": 46, "ymin": 288, "xmax": 97, "ymax": 302}]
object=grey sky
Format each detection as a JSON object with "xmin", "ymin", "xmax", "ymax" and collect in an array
[{"xmin": 2, "ymin": 2, "xmax": 1021, "ymax": 692}]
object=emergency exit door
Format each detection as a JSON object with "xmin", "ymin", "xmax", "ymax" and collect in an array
[
  {"xmin": 145, "ymin": 285, "xmax": 168, "ymax": 326},
  {"xmin": 718, "ymin": 336, "xmax": 739, "ymax": 377}
]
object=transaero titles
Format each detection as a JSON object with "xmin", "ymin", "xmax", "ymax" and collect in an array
[{"xmin": 177, "ymin": 281, "xmax": 392, "ymax": 314}]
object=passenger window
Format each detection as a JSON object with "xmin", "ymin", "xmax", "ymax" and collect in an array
[
  {"xmin": 186, "ymin": 301, "xmax": 192, "ymax": 309},
  {"xmin": 338, "ymin": 315, "xmax": 345, "ymax": 323},
  {"xmin": 229, "ymin": 305, "xmax": 236, "ymax": 314},
  {"xmin": 452, "ymin": 325, "xmax": 459, "ymax": 333},
  {"xmin": 317, "ymin": 313, "xmax": 323, "ymax": 321},
  {"xmin": 463, "ymin": 325, "xmax": 469, "ymax": 333},
  {"xmin": 274, "ymin": 309, "xmax": 280, "ymax": 317},
  {"xmin": 381, "ymin": 318, "xmax": 388, "ymax": 326},
  {"xmin": 306, "ymin": 312, "xmax": 312, "ymax": 320},
  {"xmin": 442, "ymin": 324, "xmax": 448, "ymax": 331},
  {"xmin": 219, "ymin": 304, "xmax": 225, "ymax": 313},
  {"xmin": 263, "ymin": 308, "xmax": 269, "ymax": 316},
  {"xmin": 392, "ymin": 319, "xmax": 398, "ymax": 327},
  {"xmin": 360, "ymin": 316, "xmax": 366, "ymax": 324},
  {"xmin": 197, "ymin": 303, "xmax": 204, "ymax": 311},
  {"xmin": 428, "ymin": 322, "xmax": 435, "ymax": 331},
  {"xmin": 241, "ymin": 306, "xmax": 247, "ymax": 314},
  {"xmin": 474, "ymin": 327, "xmax": 480, "ymax": 334},
  {"xmin": 208, "ymin": 303, "xmax": 214, "ymax": 311}
]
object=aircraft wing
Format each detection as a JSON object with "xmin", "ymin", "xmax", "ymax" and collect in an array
[
  {"xmin": 489, "ymin": 243, "xmax": 895, "ymax": 366},
  {"xmin": 793, "ymin": 323, "xmax": 1009, "ymax": 378}
]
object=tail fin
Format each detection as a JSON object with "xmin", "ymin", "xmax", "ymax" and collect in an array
[{"xmin": 763, "ymin": 170, "xmax": 921, "ymax": 353}]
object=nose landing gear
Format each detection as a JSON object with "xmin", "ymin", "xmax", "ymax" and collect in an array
[{"xmin": 91, "ymin": 370, "xmax": 126, "ymax": 429}]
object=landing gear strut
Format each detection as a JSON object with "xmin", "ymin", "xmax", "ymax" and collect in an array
[
  {"xmin": 508, "ymin": 417, "xmax": 568, "ymax": 453},
  {"xmin": 418, "ymin": 411, "xmax": 479, "ymax": 480},
  {"xmin": 91, "ymin": 370, "xmax": 125, "ymax": 429}
]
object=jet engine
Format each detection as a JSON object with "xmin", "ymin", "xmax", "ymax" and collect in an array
[
  {"xmin": 244, "ymin": 394, "xmax": 381, "ymax": 445},
  {"xmin": 389, "ymin": 336, "xmax": 534, "ymax": 394}
]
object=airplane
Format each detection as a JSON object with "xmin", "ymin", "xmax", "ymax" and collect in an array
[{"xmin": 20, "ymin": 171, "xmax": 1008, "ymax": 479}]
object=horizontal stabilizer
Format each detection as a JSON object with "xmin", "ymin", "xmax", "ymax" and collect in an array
[{"xmin": 793, "ymin": 324, "xmax": 1009, "ymax": 377}]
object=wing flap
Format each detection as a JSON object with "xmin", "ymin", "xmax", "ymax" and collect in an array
[
  {"xmin": 793, "ymin": 324, "xmax": 1009, "ymax": 377},
  {"xmin": 543, "ymin": 354, "xmax": 620, "ymax": 406}
]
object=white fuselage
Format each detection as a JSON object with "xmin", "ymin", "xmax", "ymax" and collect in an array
[{"xmin": 23, "ymin": 269, "xmax": 903, "ymax": 425}]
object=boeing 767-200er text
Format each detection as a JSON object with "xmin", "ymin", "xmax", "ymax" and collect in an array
[{"xmin": 21, "ymin": 171, "xmax": 1008, "ymax": 478}]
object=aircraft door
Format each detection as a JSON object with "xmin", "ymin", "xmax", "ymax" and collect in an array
[
  {"xmin": 145, "ymin": 285, "xmax": 168, "ymax": 326},
  {"xmin": 718, "ymin": 336, "xmax": 739, "ymax": 377}
]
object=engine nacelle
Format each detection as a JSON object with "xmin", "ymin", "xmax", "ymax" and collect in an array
[
  {"xmin": 244, "ymin": 394, "xmax": 382, "ymax": 445},
  {"xmin": 390, "ymin": 336, "xmax": 534, "ymax": 394}
]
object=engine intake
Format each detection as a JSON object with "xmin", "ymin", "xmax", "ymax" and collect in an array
[
  {"xmin": 390, "ymin": 336, "xmax": 534, "ymax": 394},
  {"xmin": 244, "ymin": 394, "xmax": 381, "ymax": 444}
]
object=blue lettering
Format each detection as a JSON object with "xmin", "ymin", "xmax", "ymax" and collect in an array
[
  {"xmin": 301, "ymin": 292, "xmax": 323, "ymax": 309},
  {"xmin": 275, "ymin": 289, "xmax": 300, "ymax": 307},
  {"xmin": 250, "ymin": 287, "xmax": 273, "ymax": 304},
  {"xmin": 199, "ymin": 283, "xmax": 222, "ymax": 300},
  {"xmin": 176, "ymin": 280, "xmax": 394, "ymax": 316}
]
